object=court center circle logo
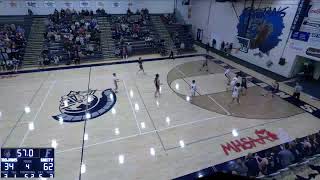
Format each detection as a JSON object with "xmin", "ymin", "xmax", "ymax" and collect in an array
[{"xmin": 52, "ymin": 89, "xmax": 116, "ymax": 123}]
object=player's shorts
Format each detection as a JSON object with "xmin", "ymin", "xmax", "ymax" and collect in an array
[
  {"xmin": 271, "ymin": 88, "xmax": 279, "ymax": 94},
  {"xmin": 232, "ymin": 93, "xmax": 239, "ymax": 98},
  {"xmin": 241, "ymin": 83, "xmax": 247, "ymax": 89}
]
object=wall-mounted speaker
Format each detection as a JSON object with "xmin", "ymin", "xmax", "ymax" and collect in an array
[{"xmin": 279, "ymin": 58, "xmax": 286, "ymax": 65}]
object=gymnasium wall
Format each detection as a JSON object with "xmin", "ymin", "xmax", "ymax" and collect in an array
[
  {"xmin": 283, "ymin": 0, "xmax": 320, "ymax": 67},
  {"xmin": 0, "ymin": 0, "xmax": 174, "ymax": 15},
  {"xmin": 177, "ymin": 0, "xmax": 304, "ymax": 78}
]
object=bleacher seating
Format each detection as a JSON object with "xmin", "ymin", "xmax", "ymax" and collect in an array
[
  {"xmin": 110, "ymin": 9, "xmax": 162, "ymax": 57},
  {"xmin": 0, "ymin": 16, "xmax": 32, "ymax": 71},
  {"xmin": 1, "ymin": 10, "xmax": 196, "ymax": 70},
  {"xmin": 41, "ymin": 9, "xmax": 102, "ymax": 66},
  {"xmin": 161, "ymin": 14, "xmax": 195, "ymax": 54}
]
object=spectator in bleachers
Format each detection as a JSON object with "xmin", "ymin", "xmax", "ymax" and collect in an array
[
  {"xmin": 0, "ymin": 60, "xmax": 6, "ymax": 71},
  {"xmin": 53, "ymin": 55, "xmax": 60, "ymax": 65},
  {"xmin": 43, "ymin": 8, "xmax": 101, "ymax": 65},
  {"xmin": 278, "ymin": 143, "xmax": 295, "ymax": 168},
  {"xmin": 28, "ymin": 9, "xmax": 33, "ymax": 16},
  {"xmin": 264, "ymin": 151, "xmax": 277, "ymax": 175},
  {"xmin": 212, "ymin": 131, "xmax": 320, "ymax": 179},
  {"xmin": 12, "ymin": 57, "xmax": 20, "ymax": 72},
  {"xmin": 122, "ymin": 45, "xmax": 128, "ymax": 59},
  {"xmin": 228, "ymin": 158, "xmax": 248, "ymax": 176},
  {"xmin": 228, "ymin": 43, "xmax": 233, "ymax": 53},
  {"xmin": 127, "ymin": 43, "xmax": 132, "ymax": 56},
  {"xmin": 162, "ymin": 14, "xmax": 175, "ymax": 24},
  {"xmin": 0, "ymin": 23, "xmax": 26, "ymax": 70},
  {"xmin": 111, "ymin": 8, "xmax": 160, "ymax": 57},
  {"xmin": 96, "ymin": 8, "xmax": 106, "ymax": 16},
  {"xmin": 311, "ymin": 134, "xmax": 320, "ymax": 154},
  {"xmin": 180, "ymin": 41, "xmax": 185, "ymax": 50},
  {"xmin": 302, "ymin": 137, "xmax": 313, "ymax": 157},
  {"xmin": 127, "ymin": 8, "xmax": 133, "ymax": 16},
  {"xmin": 212, "ymin": 39, "xmax": 216, "ymax": 49},
  {"xmin": 288, "ymin": 141, "xmax": 302, "ymax": 162},
  {"xmin": 245, "ymin": 153, "xmax": 260, "ymax": 177},
  {"xmin": 257, "ymin": 155, "xmax": 269, "ymax": 175},
  {"xmin": 220, "ymin": 41, "xmax": 225, "ymax": 51},
  {"xmin": 224, "ymin": 42, "xmax": 229, "ymax": 52}
]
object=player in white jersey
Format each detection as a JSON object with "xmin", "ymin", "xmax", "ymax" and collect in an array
[
  {"xmin": 230, "ymin": 83, "xmax": 241, "ymax": 104},
  {"xmin": 190, "ymin": 80, "xmax": 197, "ymax": 97},
  {"xmin": 224, "ymin": 68, "xmax": 231, "ymax": 85},
  {"xmin": 113, "ymin": 73, "xmax": 120, "ymax": 93}
]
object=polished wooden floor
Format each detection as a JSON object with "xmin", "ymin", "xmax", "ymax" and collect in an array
[{"xmin": 0, "ymin": 55, "xmax": 319, "ymax": 180}]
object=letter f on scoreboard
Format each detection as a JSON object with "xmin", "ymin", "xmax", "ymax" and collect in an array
[{"xmin": 45, "ymin": 149, "xmax": 53, "ymax": 158}]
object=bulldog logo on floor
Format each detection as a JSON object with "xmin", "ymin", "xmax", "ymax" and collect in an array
[{"xmin": 52, "ymin": 89, "xmax": 116, "ymax": 122}]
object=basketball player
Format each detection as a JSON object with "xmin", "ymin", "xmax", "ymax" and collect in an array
[
  {"xmin": 293, "ymin": 82, "xmax": 303, "ymax": 100},
  {"xmin": 230, "ymin": 83, "xmax": 241, "ymax": 104},
  {"xmin": 224, "ymin": 68, "xmax": 231, "ymax": 85},
  {"xmin": 169, "ymin": 50, "xmax": 175, "ymax": 60},
  {"xmin": 137, "ymin": 57, "xmax": 145, "ymax": 74},
  {"xmin": 205, "ymin": 43, "xmax": 210, "ymax": 54},
  {"xmin": 154, "ymin": 74, "xmax": 161, "ymax": 98},
  {"xmin": 270, "ymin": 81, "xmax": 279, "ymax": 98},
  {"xmin": 199, "ymin": 56, "xmax": 209, "ymax": 72},
  {"xmin": 263, "ymin": 80, "xmax": 279, "ymax": 97},
  {"xmin": 241, "ymin": 76, "xmax": 248, "ymax": 95},
  {"xmin": 229, "ymin": 76, "xmax": 238, "ymax": 91},
  {"xmin": 190, "ymin": 80, "xmax": 197, "ymax": 97},
  {"xmin": 113, "ymin": 73, "xmax": 120, "ymax": 93}
]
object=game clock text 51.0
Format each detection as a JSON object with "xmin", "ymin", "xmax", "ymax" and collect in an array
[{"xmin": 1, "ymin": 148, "xmax": 54, "ymax": 178}]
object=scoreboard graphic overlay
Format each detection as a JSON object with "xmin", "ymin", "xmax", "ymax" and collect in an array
[{"xmin": 1, "ymin": 148, "xmax": 54, "ymax": 178}]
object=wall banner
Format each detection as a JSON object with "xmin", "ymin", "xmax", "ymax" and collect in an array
[
  {"xmin": 96, "ymin": 1, "xmax": 105, "ymax": 9},
  {"xmin": 44, "ymin": 1, "xmax": 56, "ymax": 8},
  {"xmin": 308, "ymin": 3, "xmax": 320, "ymax": 19},
  {"xmin": 306, "ymin": 47, "xmax": 320, "ymax": 58},
  {"xmin": 309, "ymin": 33, "xmax": 320, "ymax": 46},
  {"xmin": 63, "ymin": 1, "xmax": 73, "ymax": 9},
  {"xmin": 237, "ymin": 36, "xmax": 250, "ymax": 53},
  {"xmin": 306, "ymin": 33, "xmax": 320, "ymax": 58},
  {"xmin": 300, "ymin": 18, "xmax": 320, "ymax": 34},
  {"xmin": 25, "ymin": 1, "xmax": 37, "ymax": 8},
  {"xmin": 112, "ymin": 2, "xmax": 120, "ymax": 8},
  {"xmin": 8, "ymin": 0, "xmax": 17, "ymax": 8},
  {"xmin": 291, "ymin": 31, "xmax": 310, "ymax": 42},
  {"xmin": 80, "ymin": 1, "xmax": 90, "ymax": 8}
]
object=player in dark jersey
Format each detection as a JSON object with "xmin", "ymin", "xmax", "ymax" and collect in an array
[
  {"xmin": 200, "ymin": 55, "xmax": 209, "ymax": 72},
  {"xmin": 241, "ymin": 76, "xmax": 247, "ymax": 95},
  {"xmin": 169, "ymin": 50, "xmax": 175, "ymax": 60},
  {"xmin": 154, "ymin": 74, "xmax": 161, "ymax": 97},
  {"xmin": 137, "ymin": 57, "xmax": 145, "ymax": 74}
]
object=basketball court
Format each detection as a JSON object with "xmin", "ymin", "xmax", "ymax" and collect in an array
[{"xmin": 0, "ymin": 55, "xmax": 319, "ymax": 180}]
